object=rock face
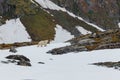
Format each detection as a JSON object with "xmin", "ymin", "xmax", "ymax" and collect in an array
[
  {"xmin": 0, "ymin": 0, "xmax": 9, "ymax": 15},
  {"xmin": 6, "ymin": 55, "xmax": 31, "ymax": 66},
  {"xmin": 48, "ymin": 29, "xmax": 120, "ymax": 54},
  {"xmin": 51, "ymin": 0, "xmax": 120, "ymax": 30}
]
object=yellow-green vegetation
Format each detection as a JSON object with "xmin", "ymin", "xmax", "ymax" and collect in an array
[
  {"xmin": 0, "ymin": 41, "xmax": 38, "ymax": 49},
  {"xmin": 86, "ymin": 45, "xmax": 98, "ymax": 51},
  {"xmin": 20, "ymin": 8, "xmax": 56, "ymax": 41},
  {"xmin": 6, "ymin": 0, "xmax": 56, "ymax": 41},
  {"xmin": 111, "ymin": 35, "xmax": 120, "ymax": 43},
  {"xmin": 94, "ymin": 38, "xmax": 101, "ymax": 43},
  {"xmin": 7, "ymin": 0, "xmax": 38, "ymax": 15}
]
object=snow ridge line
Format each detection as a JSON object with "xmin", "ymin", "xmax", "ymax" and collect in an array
[{"xmin": 35, "ymin": 0, "xmax": 105, "ymax": 31}]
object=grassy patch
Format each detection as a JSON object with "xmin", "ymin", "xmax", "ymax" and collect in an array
[{"xmin": 20, "ymin": 9, "xmax": 56, "ymax": 41}]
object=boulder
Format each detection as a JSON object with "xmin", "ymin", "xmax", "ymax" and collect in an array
[
  {"xmin": 47, "ymin": 45, "xmax": 87, "ymax": 55},
  {"xmin": 6, "ymin": 55, "xmax": 30, "ymax": 62},
  {"xmin": 6, "ymin": 55, "xmax": 31, "ymax": 66}
]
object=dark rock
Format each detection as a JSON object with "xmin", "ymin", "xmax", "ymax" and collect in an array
[
  {"xmin": 96, "ymin": 42, "xmax": 120, "ymax": 50},
  {"xmin": 1, "ymin": 61, "xmax": 9, "ymax": 64},
  {"xmin": 6, "ymin": 55, "xmax": 31, "ymax": 66},
  {"xmin": 6, "ymin": 55, "xmax": 30, "ymax": 62},
  {"xmin": 38, "ymin": 62, "xmax": 45, "ymax": 64},
  {"xmin": 93, "ymin": 61, "xmax": 120, "ymax": 70},
  {"xmin": 17, "ymin": 61, "xmax": 31, "ymax": 66},
  {"xmin": 7, "ymin": 59, "xmax": 17, "ymax": 63},
  {"xmin": 9, "ymin": 46, "xmax": 17, "ymax": 53},
  {"xmin": 47, "ymin": 45, "xmax": 87, "ymax": 55}
]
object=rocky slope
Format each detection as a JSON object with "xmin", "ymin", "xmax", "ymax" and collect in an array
[
  {"xmin": 51, "ymin": 0, "xmax": 120, "ymax": 30},
  {"xmin": 0, "ymin": 0, "xmax": 101, "ymax": 43},
  {"xmin": 48, "ymin": 29, "xmax": 120, "ymax": 54},
  {"xmin": 1, "ymin": 0, "xmax": 119, "ymax": 44},
  {"xmin": 0, "ymin": 0, "xmax": 56, "ymax": 41}
]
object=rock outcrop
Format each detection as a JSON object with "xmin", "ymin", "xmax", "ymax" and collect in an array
[
  {"xmin": 48, "ymin": 29, "xmax": 120, "ymax": 55},
  {"xmin": 93, "ymin": 61, "xmax": 120, "ymax": 70}
]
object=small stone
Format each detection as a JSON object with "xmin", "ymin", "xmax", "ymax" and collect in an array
[
  {"xmin": 49, "ymin": 58, "xmax": 53, "ymax": 60},
  {"xmin": 38, "ymin": 62, "xmax": 45, "ymax": 64},
  {"xmin": 1, "ymin": 61, "xmax": 9, "ymax": 64}
]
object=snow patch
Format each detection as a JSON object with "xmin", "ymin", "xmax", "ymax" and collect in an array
[
  {"xmin": 76, "ymin": 26, "xmax": 91, "ymax": 35},
  {"xmin": 0, "ymin": 18, "xmax": 31, "ymax": 44},
  {"xmin": 35, "ymin": 0, "xmax": 66, "ymax": 11},
  {"xmin": 118, "ymin": 23, "xmax": 120, "ymax": 28},
  {"xmin": 51, "ymin": 24, "xmax": 74, "ymax": 43}
]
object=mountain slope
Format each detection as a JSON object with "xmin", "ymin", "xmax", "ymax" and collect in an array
[
  {"xmin": 0, "ymin": 0, "xmax": 104, "ymax": 44},
  {"xmin": 51, "ymin": 0, "xmax": 120, "ymax": 30}
]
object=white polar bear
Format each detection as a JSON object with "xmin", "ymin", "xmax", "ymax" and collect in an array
[{"xmin": 37, "ymin": 40, "xmax": 49, "ymax": 47}]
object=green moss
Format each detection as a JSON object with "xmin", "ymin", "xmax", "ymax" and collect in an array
[{"xmin": 20, "ymin": 8, "xmax": 56, "ymax": 41}]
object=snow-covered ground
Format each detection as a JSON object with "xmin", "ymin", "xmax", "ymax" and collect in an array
[
  {"xmin": 35, "ymin": 0, "xmax": 105, "ymax": 31},
  {"xmin": 0, "ymin": 18, "xmax": 31, "ymax": 44},
  {"xmin": 0, "ymin": 1, "xmax": 119, "ymax": 80},
  {"xmin": 76, "ymin": 26, "xmax": 91, "ymax": 35},
  {"xmin": 51, "ymin": 25, "xmax": 74, "ymax": 43},
  {"xmin": 0, "ymin": 42, "xmax": 120, "ymax": 80},
  {"xmin": 118, "ymin": 23, "xmax": 120, "ymax": 28}
]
